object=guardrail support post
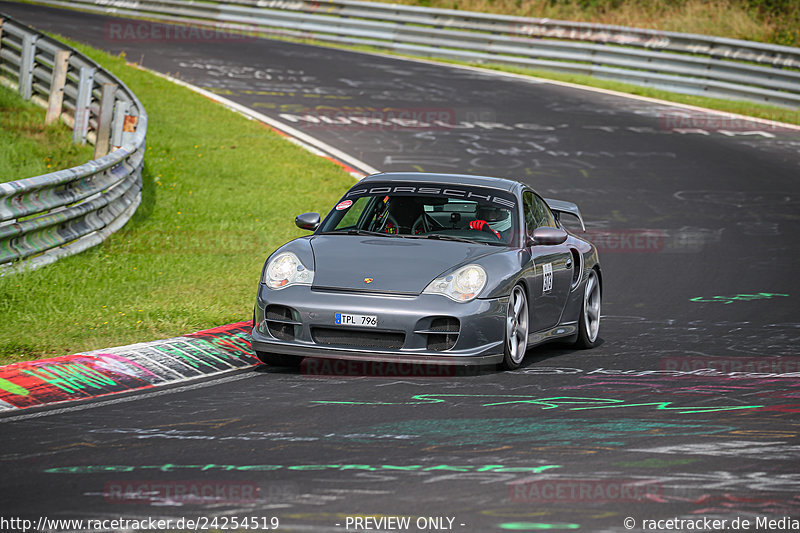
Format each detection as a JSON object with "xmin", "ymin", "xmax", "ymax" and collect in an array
[
  {"xmin": 19, "ymin": 33, "xmax": 38, "ymax": 100},
  {"xmin": 45, "ymin": 50, "xmax": 70, "ymax": 125},
  {"xmin": 73, "ymin": 66, "xmax": 96, "ymax": 144},
  {"xmin": 94, "ymin": 83, "xmax": 117, "ymax": 158},
  {"xmin": 111, "ymin": 100, "xmax": 131, "ymax": 150}
]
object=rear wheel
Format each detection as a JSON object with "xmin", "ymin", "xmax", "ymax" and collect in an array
[
  {"xmin": 500, "ymin": 285, "xmax": 529, "ymax": 370},
  {"xmin": 575, "ymin": 269, "xmax": 601, "ymax": 348},
  {"xmin": 255, "ymin": 351, "xmax": 302, "ymax": 367}
]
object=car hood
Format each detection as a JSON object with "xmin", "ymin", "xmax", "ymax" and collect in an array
[{"xmin": 309, "ymin": 235, "xmax": 498, "ymax": 294}]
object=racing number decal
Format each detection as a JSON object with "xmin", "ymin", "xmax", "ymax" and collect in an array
[{"xmin": 542, "ymin": 263, "xmax": 553, "ymax": 293}]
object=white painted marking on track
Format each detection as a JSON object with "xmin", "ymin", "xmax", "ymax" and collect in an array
[
  {"xmin": 122, "ymin": 347, "xmax": 195, "ymax": 379},
  {"xmin": 138, "ymin": 346, "xmax": 206, "ymax": 376},
  {"xmin": 719, "ymin": 130, "xmax": 776, "ymax": 138},
  {"xmin": 0, "ymin": 370, "xmax": 257, "ymax": 423},
  {"xmin": 674, "ymin": 128, "xmax": 710, "ymax": 135}
]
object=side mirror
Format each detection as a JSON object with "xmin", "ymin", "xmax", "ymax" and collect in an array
[
  {"xmin": 295, "ymin": 212, "xmax": 320, "ymax": 231},
  {"xmin": 530, "ymin": 227, "xmax": 568, "ymax": 246}
]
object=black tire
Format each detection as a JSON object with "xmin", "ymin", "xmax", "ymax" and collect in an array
[
  {"xmin": 500, "ymin": 284, "xmax": 529, "ymax": 370},
  {"xmin": 255, "ymin": 351, "xmax": 302, "ymax": 367},
  {"xmin": 574, "ymin": 269, "xmax": 601, "ymax": 349}
]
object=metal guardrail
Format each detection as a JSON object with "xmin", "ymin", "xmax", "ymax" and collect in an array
[
  {"xmin": 0, "ymin": 13, "xmax": 146, "ymax": 273},
  {"xmin": 24, "ymin": 0, "xmax": 800, "ymax": 108}
]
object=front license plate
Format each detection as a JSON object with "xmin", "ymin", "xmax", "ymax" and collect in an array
[{"xmin": 335, "ymin": 313, "xmax": 378, "ymax": 328}]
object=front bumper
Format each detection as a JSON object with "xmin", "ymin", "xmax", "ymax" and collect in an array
[{"xmin": 252, "ymin": 284, "xmax": 507, "ymax": 366}]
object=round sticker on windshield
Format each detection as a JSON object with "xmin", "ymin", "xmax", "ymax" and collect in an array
[{"xmin": 336, "ymin": 200, "xmax": 353, "ymax": 211}]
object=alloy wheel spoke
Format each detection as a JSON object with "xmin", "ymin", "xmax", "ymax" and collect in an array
[
  {"xmin": 583, "ymin": 272, "xmax": 601, "ymax": 341},
  {"xmin": 586, "ymin": 275, "xmax": 595, "ymax": 297},
  {"xmin": 507, "ymin": 288, "xmax": 527, "ymax": 363}
]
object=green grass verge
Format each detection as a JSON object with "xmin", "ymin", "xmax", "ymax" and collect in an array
[
  {"xmin": 0, "ymin": 84, "xmax": 94, "ymax": 181},
  {"xmin": 0, "ymin": 38, "xmax": 356, "ymax": 365}
]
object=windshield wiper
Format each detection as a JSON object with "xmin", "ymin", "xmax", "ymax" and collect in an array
[
  {"xmin": 320, "ymin": 229, "xmax": 392, "ymax": 237},
  {"xmin": 424, "ymin": 234, "xmax": 490, "ymax": 245}
]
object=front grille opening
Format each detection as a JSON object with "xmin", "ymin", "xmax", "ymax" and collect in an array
[
  {"xmin": 311, "ymin": 327, "xmax": 405, "ymax": 350},
  {"xmin": 426, "ymin": 317, "xmax": 460, "ymax": 351},
  {"xmin": 429, "ymin": 317, "xmax": 460, "ymax": 332},
  {"xmin": 265, "ymin": 305, "xmax": 298, "ymax": 341},
  {"xmin": 266, "ymin": 305, "xmax": 293, "ymax": 321}
]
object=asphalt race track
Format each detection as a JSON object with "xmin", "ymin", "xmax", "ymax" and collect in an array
[{"xmin": 2, "ymin": 2, "xmax": 800, "ymax": 531}]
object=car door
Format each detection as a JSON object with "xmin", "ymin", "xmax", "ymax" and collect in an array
[{"xmin": 523, "ymin": 191, "xmax": 573, "ymax": 331}]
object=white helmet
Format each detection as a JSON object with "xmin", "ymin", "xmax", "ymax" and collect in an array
[{"xmin": 478, "ymin": 205, "xmax": 512, "ymax": 232}]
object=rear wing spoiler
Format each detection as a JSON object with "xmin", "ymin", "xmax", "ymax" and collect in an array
[{"xmin": 544, "ymin": 198, "xmax": 585, "ymax": 231}]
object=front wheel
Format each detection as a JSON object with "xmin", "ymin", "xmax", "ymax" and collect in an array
[
  {"xmin": 255, "ymin": 351, "xmax": 302, "ymax": 367},
  {"xmin": 575, "ymin": 269, "xmax": 601, "ymax": 348},
  {"xmin": 500, "ymin": 285, "xmax": 529, "ymax": 370}
]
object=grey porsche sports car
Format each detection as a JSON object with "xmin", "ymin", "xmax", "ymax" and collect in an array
[{"xmin": 251, "ymin": 172, "xmax": 601, "ymax": 370}]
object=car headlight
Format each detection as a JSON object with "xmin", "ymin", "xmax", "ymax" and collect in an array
[
  {"xmin": 423, "ymin": 264, "xmax": 487, "ymax": 302},
  {"xmin": 263, "ymin": 252, "xmax": 314, "ymax": 289}
]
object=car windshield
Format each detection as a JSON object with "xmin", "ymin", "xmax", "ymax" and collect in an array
[{"xmin": 318, "ymin": 182, "xmax": 518, "ymax": 246}]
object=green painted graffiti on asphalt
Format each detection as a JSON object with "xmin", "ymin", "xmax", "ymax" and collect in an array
[
  {"xmin": 312, "ymin": 394, "xmax": 762, "ymax": 414},
  {"xmin": 690, "ymin": 293, "xmax": 788, "ymax": 304}
]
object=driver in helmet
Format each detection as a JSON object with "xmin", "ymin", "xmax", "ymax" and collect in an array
[{"xmin": 469, "ymin": 204, "xmax": 512, "ymax": 240}]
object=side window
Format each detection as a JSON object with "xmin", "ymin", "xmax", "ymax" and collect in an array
[
  {"xmin": 533, "ymin": 194, "xmax": 557, "ymax": 228},
  {"xmin": 523, "ymin": 191, "xmax": 557, "ymax": 232},
  {"xmin": 523, "ymin": 191, "xmax": 537, "ymax": 236}
]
